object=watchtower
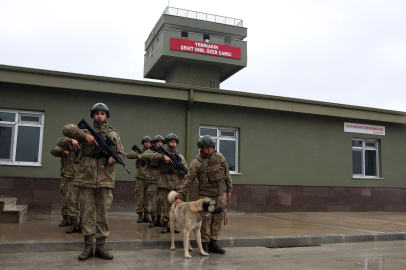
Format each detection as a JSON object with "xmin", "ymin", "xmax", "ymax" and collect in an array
[{"xmin": 144, "ymin": 7, "xmax": 247, "ymax": 88}]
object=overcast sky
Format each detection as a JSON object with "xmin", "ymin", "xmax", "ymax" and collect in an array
[{"xmin": 1, "ymin": 0, "xmax": 405, "ymax": 112}]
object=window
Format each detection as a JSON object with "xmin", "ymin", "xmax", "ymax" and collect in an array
[
  {"xmin": 199, "ymin": 126, "xmax": 238, "ymax": 173},
  {"xmin": 181, "ymin": 31, "xmax": 188, "ymax": 38},
  {"xmin": 209, "ymin": 80, "xmax": 216, "ymax": 88},
  {"xmin": 0, "ymin": 109, "xmax": 44, "ymax": 166},
  {"xmin": 352, "ymin": 139, "xmax": 379, "ymax": 178}
]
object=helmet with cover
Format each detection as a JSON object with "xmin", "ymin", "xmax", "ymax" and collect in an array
[
  {"xmin": 164, "ymin": 133, "xmax": 179, "ymax": 144},
  {"xmin": 141, "ymin": 136, "xmax": 152, "ymax": 144},
  {"xmin": 197, "ymin": 135, "xmax": 216, "ymax": 148},
  {"xmin": 152, "ymin": 135, "xmax": 165, "ymax": 143},
  {"xmin": 90, "ymin": 103, "xmax": 110, "ymax": 118}
]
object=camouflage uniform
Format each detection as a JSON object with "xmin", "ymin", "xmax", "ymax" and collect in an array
[
  {"xmin": 126, "ymin": 147, "xmax": 149, "ymax": 214},
  {"xmin": 50, "ymin": 139, "xmax": 79, "ymax": 218},
  {"xmin": 153, "ymin": 147, "xmax": 187, "ymax": 224},
  {"xmin": 140, "ymin": 148, "xmax": 162, "ymax": 219},
  {"xmin": 63, "ymin": 120, "xmax": 125, "ymax": 238},
  {"xmin": 55, "ymin": 137, "xmax": 81, "ymax": 219},
  {"xmin": 177, "ymin": 151, "xmax": 232, "ymax": 243}
]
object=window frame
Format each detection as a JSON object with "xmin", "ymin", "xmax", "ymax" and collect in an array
[
  {"xmin": 0, "ymin": 109, "xmax": 44, "ymax": 167},
  {"xmin": 199, "ymin": 126, "xmax": 239, "ymax": 174},
  {"xmin": 352, "ymin": 138, "xmax": 379, "ymax": 179}
]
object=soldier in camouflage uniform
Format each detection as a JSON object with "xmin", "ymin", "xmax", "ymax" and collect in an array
[
  {"xmin": 152, "ymin": 133, "xmax": 187, "ymax": 233},
  {"xmin": 126, "ymin": 136, "xmax": 152, "ymax": 223},
  {"xmin": 63, "ymin": 103, "xmax": 125, "ymax": 261},
  {"xmin": 50, "ymin": 137, "xmax": 80, "ymax": 230},
  {"xmin": 175, "ymin": 135, "xmax": 232, "ymax": 254},
  {"xmin": 140, "ymin": 135, "xmax": 164, "ymax": 227}
]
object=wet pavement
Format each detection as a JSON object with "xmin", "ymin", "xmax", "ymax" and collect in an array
[
  {"xmin": 1, "ymin": 241, "xmax": 406, "ymax": 269},
  {"xmin": 1, "ymin": 211, "xmax": 406, "ymax": 243},
  {"xmin": 1, "ymin": 211, "xmax": 406, "ymax": 254}
]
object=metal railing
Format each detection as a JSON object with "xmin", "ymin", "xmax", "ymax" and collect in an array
[{"xmin": 164, "ymin": 7, "xmax": 243, "ymax": 27}]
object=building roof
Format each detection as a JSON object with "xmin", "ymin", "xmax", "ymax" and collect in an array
[{"xmin": 1, "ymin": 64, "xmax": 405, "ymax": 124}]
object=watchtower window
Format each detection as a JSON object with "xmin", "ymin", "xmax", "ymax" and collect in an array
[
  {"xmin": 209, "ymin": 80, "xmax": 216, "ymax": 88},
  {"xmin": 181, "ymin": 31, "xmax": 188, "ymax": 38}
]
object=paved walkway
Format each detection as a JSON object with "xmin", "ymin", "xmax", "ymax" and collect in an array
[{"xmin": 1, "ymin": 211, "xmax": 406, "ymax": 252}]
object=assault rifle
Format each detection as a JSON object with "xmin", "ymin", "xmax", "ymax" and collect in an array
[
  {"xmin": 149, "ymin": 144, "xmax": 188, "ymax": 181},
  {"xmin": 132, "ymin": 144, "xmax": 145, "ymax": 166},
  {"xmin": 77, "ymin": 118, "xmax": 131, "ymax": 174},
  {"xmin": 131, "ymin": 144, "xmax": 143, "ymax": 154}
]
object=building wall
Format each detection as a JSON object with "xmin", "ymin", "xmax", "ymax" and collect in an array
[
  {"xmin": 0, "ymin": 81, "xmax": 187, "ymax": 181},
  {"xmin": 2, "ymin": 80, "xmax": 406, "ymax": 213},
  {"xmin": 190, "ymin": 102, "xmax": 406, "ymax": 188}
]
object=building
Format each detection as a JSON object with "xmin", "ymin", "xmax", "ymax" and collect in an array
[{"xmin": 1, "ymin": 7, "xmax": 406, "ymax": 214}]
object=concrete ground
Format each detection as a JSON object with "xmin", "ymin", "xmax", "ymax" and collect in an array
[
  {"xmin": 1, "ymin": 241, "xmax": 406, "ymax": 269},
  {"xmin": 1, "ymin": 211, "xmax": 406, "ymax": 253}
]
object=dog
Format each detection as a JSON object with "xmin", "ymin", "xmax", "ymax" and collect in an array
[{"xmin": 168, "ymin": 190, "xmax": 224, "ymax": 259}]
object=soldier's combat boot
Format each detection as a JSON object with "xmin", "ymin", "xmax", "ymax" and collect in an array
[
  {"xmin": 161, "ymin": 221, "xmax": 169, "ymax": 233},
  {"xmin": 144, "ymin": 211, "xmax": 152, "ymax": 223},
  {"xmin": 77, "ymin": 218, "xmax": 82, "ymax": 233},
  {"xmin": 149, "ymin": 215, "xmax": 157, "ymax": 227},
  {"xmin": 208, "ymin": 240, "xmax": 226, "ymax": 254},
  {"xmin": 155, "ymin": 215, "xmax": 162, "ymax": 227},
  {"xmin": 78, "ymin": 235, "xmax": 93, "ymax": 261},
  {"xmin": 137, "ymin": 212, "xmax": 144, "ymax": 223},
  {"xmin": 59, "ymin": 215, "xmax": 69, "ymax": 227},
  {"xmin": 202, "ymin": 242, "xmax": 209, "ymax": 253},
  {"xmin": 66, "ymin": 218, "xmax": 80, "ymax": 234},
  {"xmin": 94, "ymin": 238, "xmax": 114, "ymax": 260}
]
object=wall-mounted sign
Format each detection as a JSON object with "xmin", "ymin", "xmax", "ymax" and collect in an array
[
  {"xmin": 170, "ymin": 38, "xmax": 241, "ymax": 60},
  {"xmin": 344, "ymin": 122, "xmax": 385, "ymax": 135}
]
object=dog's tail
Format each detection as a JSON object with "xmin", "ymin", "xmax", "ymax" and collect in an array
[{"xmin": 168, "ymin": 190, "xmax": 178, "ymax": 205}]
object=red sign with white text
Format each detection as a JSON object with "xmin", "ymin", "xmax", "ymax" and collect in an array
[{"xmin": 170, "ymin": 38, "xmax": 241, "ymax": 60}]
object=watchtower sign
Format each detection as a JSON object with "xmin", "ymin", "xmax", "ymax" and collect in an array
[{"xmin": 170, "ymin": 38, "xmax": 241, "ymax": 60}]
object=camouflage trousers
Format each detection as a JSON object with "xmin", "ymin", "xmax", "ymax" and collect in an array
[
  {"xmin": 200, "ymin": 193, "xmax": 227, "ymax": 243},
  {"xmin": 79, "ymin": 187, "xmax": 113, "ymax": 238},
  {"xmin": 135, "ymin": 178, "xmax": 148, "ymax": 213},
  {"xmin": 66, "ymin": 181, "xmax": 81, "ymax": 218},
  {"xmin": 158, "ymin": 188, "xmax": 180, "ymax": 223},
  {"xmin": 59, "ymin": 178, "xmax": 69, "ymax": 216},
  {"xmin": 145, "ymin": 182, "xmax": 158, "ymax": 216}
]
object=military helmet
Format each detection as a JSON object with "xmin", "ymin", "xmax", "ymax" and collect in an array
[
  {"xmin": 152, "ymin": 135, "xmax": 164, "ymax": 143},
  {"xmin": 197, "ymin": 135, "xmax": 216, "ymax": 148},
  {"xmin": 164, "ymin": 133, "xmax": 179, "ymax": 144},
  {"xmin": 90, "ymin": 103, "xmax": 110, "ymax": 118},
  {"xmin": 141, "ymin": 136, "xmax": 152, "ymax": 144}
]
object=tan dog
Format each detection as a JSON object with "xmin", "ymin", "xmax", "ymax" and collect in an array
[{"xmin": 168, "ymin": 191, "xmax": 223, "ymax": 259}]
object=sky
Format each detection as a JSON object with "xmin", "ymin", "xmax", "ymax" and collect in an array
[{"xmin": 1, "ymin": 0, "xmax": 405, "ymax": 112}]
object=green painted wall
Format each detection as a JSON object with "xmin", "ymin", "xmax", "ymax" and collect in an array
[
  {"xmin": 189, "ymin": 102, "xmax": 406, "ymax": 188},
  {"xmin": 2, "ymin": 81, "xmax": 406, "ymax": 188},
  {"xmin": 0, "ymin": 82, "xmax": 187, "ymax": 181}
]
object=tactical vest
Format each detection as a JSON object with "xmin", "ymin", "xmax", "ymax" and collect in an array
[{"xmin": 196, "ymin": 152, "xmax": 226, "ymax": 183}]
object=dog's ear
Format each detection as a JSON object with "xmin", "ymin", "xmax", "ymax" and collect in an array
[{"xmin": 202, "ymin": 201, "xmax": 210, "ymax": 212}]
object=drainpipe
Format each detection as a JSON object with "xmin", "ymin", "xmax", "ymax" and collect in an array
[{"xmin": 186, "ymin": 89, "xmax": 194, "ymax": 202}]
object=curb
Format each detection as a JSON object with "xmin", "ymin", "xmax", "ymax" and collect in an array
[{"xmin": 1, "ymin": 233, "xmax": 405, "ymax": 253}]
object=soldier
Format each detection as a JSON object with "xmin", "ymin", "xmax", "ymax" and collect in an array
[
  {"xmin": 140, "ymin": 135, "xmax": 164, "ymax": 227},
  {"xmin": 63, "ymin": 103, "xmax": 125, "ymax": 261},
  {"xmin": 55, "ymin": 137, "xmax": 82, "ymax": 234},
  {"xmin": 126, "ymin": 136, "xmax": 152, "ymax": 223},
  {"xmin": 152, "ymin": 133, "xmax": 187, "ymax": 233},
  {"xmin": 174, "ymin": 135, "xmax": 232, "ymax": 254},
  {"xmin": 50, "ymin": 138, "xmax": 79, "ymax": 230}
]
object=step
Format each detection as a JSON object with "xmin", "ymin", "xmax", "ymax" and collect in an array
[
  {"xmin": 0, "ymin": 196, "xmax": 28, "ymax": 223},
  {"xmin": 0, "ymin": 197, "xmax": 17, "ymax": 211}
]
